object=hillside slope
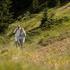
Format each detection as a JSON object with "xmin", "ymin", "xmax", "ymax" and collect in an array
[{"xmin": 0, "ymin": 3, "xmax": 70, "ymax": 70}]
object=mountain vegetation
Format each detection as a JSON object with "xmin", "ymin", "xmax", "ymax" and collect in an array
[{"xmin": 0, "ymin": 0, "xmax": 70, "ymax": 70}]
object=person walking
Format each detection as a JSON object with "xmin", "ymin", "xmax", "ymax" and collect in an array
[
  {"xmin": 14, "ymin": 25, "xmax": 26, "ymax": 47},
  {"xmin": 19, "ymin": 27, "xmax": 26, "ymax": 47}
]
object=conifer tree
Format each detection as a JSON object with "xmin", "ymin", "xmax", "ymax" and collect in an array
[
  {"xmin": 0, "ymin": 0, "xmax": 13, "ymax": 31},
  {"xmin": 32, "ymin": 0, "xmax": 39, "ymax": 12},
  {"xmin": 47, "ymin": 0, "xmax": 61, "ymax": 7}
]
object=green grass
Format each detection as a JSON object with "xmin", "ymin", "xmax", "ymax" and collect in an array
[{"xmin": 0, "ymin": 2, "xmax": 70, "ymax": 70}]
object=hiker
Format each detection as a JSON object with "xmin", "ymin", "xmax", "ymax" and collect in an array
[{"xmin": 14, "ymin": 26, "xmax": 26, "ymax": 47}]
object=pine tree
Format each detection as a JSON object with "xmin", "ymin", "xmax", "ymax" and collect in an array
[
  {"xmin": 0, "ymin": 0, "xmax": 13, "ymax": 32},
  {"xmin": 47, "ymin": 0, "xmax": 61, "ymax": 7},
  {"xmin": 32, "ymin": 0, "xmax": 39, "ymax": 12},
  {"xmin": 56, "ymin": 0, "xmax": 60, "ymax": 7},
  {"xmin": 40, "ymin": 8, "xmax": 48, "ymax": 28}
]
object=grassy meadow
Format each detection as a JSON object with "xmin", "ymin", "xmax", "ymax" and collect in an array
[{"xmin": 0, "ymin": 3, "xmax": 70, "ymax": 70}]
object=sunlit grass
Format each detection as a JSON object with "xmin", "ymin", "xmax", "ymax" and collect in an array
[{"xmin": 0, "ymin": 3, "xmax": 70, "ymax": 70}]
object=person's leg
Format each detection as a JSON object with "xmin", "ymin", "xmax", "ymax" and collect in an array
[
  {"xmin": 17, "ymin": 39, "xmax": 21, "ymax": 47},
  {"xmin": 15, "ymin": 39, "xmax": 20, "ymax": 47},
  {"xmin": 20, "ymin": 38, "xmax": 25, "ymax": 48},
  {"xmin": 15, "ymin": 37, "xmax": 19, "ymax": 47},
  {"xmin": 18, "ymin": 38, "xmax": 25, "ymax": 48},
  {"xmin": 23, "ymin": 37, "xmax": 25, "ymax": 44},
  {"xmin": 19, "ymin": 39, "xmax": 23, "ymax": 48},
  {"xmin": 15, "ymin": 41, "xmax": 18, "ymax": 47}
]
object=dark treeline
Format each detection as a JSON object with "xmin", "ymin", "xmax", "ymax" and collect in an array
[
  {"xmin": 12, "ymin": 0, "xmax": 32, "ymax": 18},
  {"xmin": 12, "ymin": 0, "xmax": 48, "ymax": 17},
  {"xmin": 0, "ymin": 0, "xmax": 70, "ymax": 32},
  {"xmin": 12, "ymin": 0, "xmax": 70, "ymax": 16}
]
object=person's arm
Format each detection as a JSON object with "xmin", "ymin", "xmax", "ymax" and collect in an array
[
  {"xmin": 23, "ymin": 28, "xmax": 26, "ymax": 37},
  {"xmin": 24, "ymin": 30, "xmax": 26, "ymax": 37},
  {"xmin": 13, "ymin": 28, "xmax": 17, "ymax": 34}
]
